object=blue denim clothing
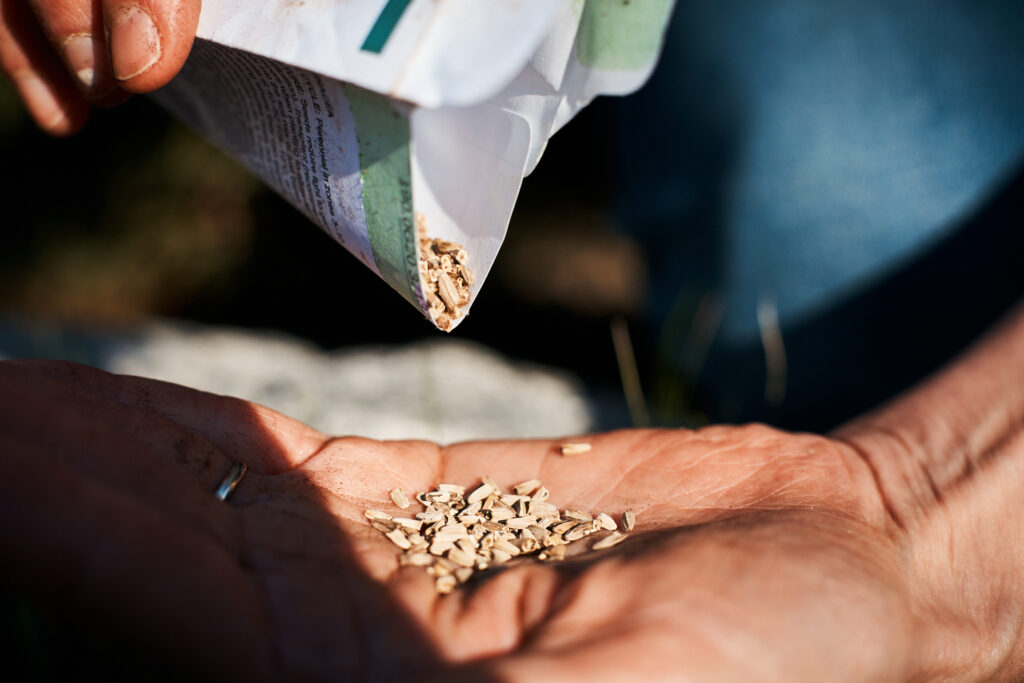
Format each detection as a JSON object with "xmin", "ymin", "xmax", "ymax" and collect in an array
[{"xmin": 614, "ymin": 0, "xmax": 1024, "ymax": 429}]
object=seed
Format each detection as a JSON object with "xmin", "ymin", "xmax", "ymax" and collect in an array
[
  {"xmin": 492, "ymin": 538, "xmax": 521, "ymax": 556},
  {"xmin": 393, "ymin": 518, "xmax": 423, "ymax": 531},
  {"xmin": 435, "ymin": 575, "xmax": 457, "ymax": 594},
  {"xmin": 544, "ymin": 533, "xmax": 565, "ymax": 547},
  {"xmin": 370, "ymin": 519, "xmax": 396, "ymax": 533},
  {"xmin": 419, "ymin": 233, "xmax": 474, "ymax": 325},
  {"xmin": 430, "ymin": 539, "xmax": 455, "ymax": 555},
  {"xmin": 552, "ymin": 520, "xmax": 577, "ymax": 535},
  {"xmin": 390, "ymin": 487, "xmax": 410, "ymax": 509},
  {"xmin": 488, "ymin": 507, "xmax": 515, "ymax": 522},
  {"xmin": 592, "ymin": 532, "xmax": 627, "ymax": 550},
  {"xmin": 527, "ymin": 525, "xmax": 551, "ymax": 544},
  {"xmin": 513, "ymin": 479, "xmax": 542, "ymax": 495},
  {"xmin": 560, "ymin": 442, "xmax": 592, "ymax": 456},
  {"xmin": 417, "ymin": 509, "xmax": 444, "ymax": 522},
  {"xmin": 536, "ymin": 516, "xmax": 561, "ymax": 529},
  {"xmin": 515, "ymin": 537, "xmax": 540, "ymax": 553},
  {"xmin": 467, "ymin": 482, "xmax": 495, "ymax": 504},
  {"xmin": 622, "ymin": 510, "xmax": 636, "ymax": 531},
  {"xmin": 437, "ymin": 272, "xmax": 461, "ymax": 313},
  {"xmin": 432, "ymin": 532, "xmax": 465, "ymax": 545},
  {"xmin": 564, "ymin": 522, "xmax": 597, "ymax": 542},
  {"xmin": 367, "ymin": 477, "xmax": 629, "ymax": 595},
  {"xmin": 405, "ymin": 552, "xmax": 434, "ymax": 567},
  {"xmin": 529, "ymin": 501, "xmax": 560, "ymax": 517},
  {"xmin": 385, "ymin": 528, "xmax": 412, "ymax": 549},
  {"xmin": 434, "ymin": 240, "xmax": 462, "ymax": 254},
  {"xmin": 447, "ymin": 547, "xmax": 476, "ymax": 568},
  {"xmin": 492, "ymin": 498, "xmax": 515, "ymax": 511}
]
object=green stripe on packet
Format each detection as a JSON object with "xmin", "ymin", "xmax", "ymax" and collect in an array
[
  {"xmin": 577, "ymin": 0, "xmax": 675, "ymax": 70},
  {"xmin": 343, "ymin": 84, "xmax": 422, "ymax": 309}
]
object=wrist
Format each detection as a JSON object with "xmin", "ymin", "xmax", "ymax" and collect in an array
[{"xmin": 834, "ymin": 302, "xmax": 1024, "ymax": 680}]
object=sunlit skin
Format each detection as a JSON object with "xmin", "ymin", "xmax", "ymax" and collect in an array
[{"xmin": 3, "ymin": 302, "xmax": 1024, "ymax": 681}]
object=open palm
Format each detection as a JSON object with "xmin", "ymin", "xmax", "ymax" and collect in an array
[{"xmin": 0, "ymin": 360, "xmax": 975, "ymax": 681}]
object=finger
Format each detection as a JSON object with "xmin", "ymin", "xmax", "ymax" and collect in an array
[
  {"xmin": 0, "ymin": 0, "xmax": 88, "ymax": 134},
  {"xmin": 101, "ymin": 0, "xmax": 200, "ymax": 92},
  {"xmin": 388, "ymin": 559, "xmax": 562, "ymax": 663},
  {"xmin": 25, "ymin": 0, "xmax": 120, "ymax": 101},
  {"xmin": 4, "ymin": 359, "xmax": 328, "ymax": 473}
]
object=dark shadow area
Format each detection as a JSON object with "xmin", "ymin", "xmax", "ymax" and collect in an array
[
  {"xmin": 0, "ymin": 585, "xmax": 191, "ymax": 682},
  {"xmin": 0, "ymin": 362, "xmax": 489, "ymax": 680}
]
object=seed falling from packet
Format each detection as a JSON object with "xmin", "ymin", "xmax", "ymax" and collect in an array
[
  {"xmin": 418, "ymin": 227, "xmax": 473, "ymax": 331},
  {"xmin": 367, "ymin": 478, "xmax": 634, "ymax": 594}
]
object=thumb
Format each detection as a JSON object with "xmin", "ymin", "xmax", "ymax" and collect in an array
[{"xmin": 103, "ymin": 0, "xmax": 199, "ymax": 91}]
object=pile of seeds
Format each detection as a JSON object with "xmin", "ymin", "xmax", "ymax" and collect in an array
[
  {"xmin": 365, "ymin": 477, "xmax": 635, "ymax": 594},
  {"xmin": 418, "ymin": 229, "xmax": 473, "ymax": 332}
]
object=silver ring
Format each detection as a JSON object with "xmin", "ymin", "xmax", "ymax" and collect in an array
[{"xmin": 215, "ymin": 461, "xmax": 247, "ymax": 501}]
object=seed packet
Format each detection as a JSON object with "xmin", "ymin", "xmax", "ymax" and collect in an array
[{"xmin": 154, "ymin": 0, "xmax": 676, "ymax": 329}]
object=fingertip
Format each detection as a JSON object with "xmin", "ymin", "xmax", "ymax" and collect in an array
[
  {"xmin": 61, "ymin": 32, "xmax": 119, "ymax": 101},
  {"xmin": 106, "ymin": 0, "xmax": 199, "ymax": 93},
  {"xmin": 12, "ymin": 69, "xmax": 88, "ymax": 136}
]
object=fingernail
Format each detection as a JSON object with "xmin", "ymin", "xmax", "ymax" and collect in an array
[
  {"xmin": 63, "ymin": 33, "xmax": 114, "ymax": 97},
  {"xmin": 15, "ymin": 73, "xmax": 68, "ymax": 132},
  {"xmin": 110, "ymin": 5, "xmax": 161, "ymax": 81}
]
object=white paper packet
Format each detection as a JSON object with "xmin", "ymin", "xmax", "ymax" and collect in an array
[{"xmin": 153, "ymin": 0, "xmax": 676, "ymax": 330}]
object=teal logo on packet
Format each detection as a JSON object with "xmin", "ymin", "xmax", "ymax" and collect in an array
[{"xmin": 361, "ymin": 0, "xmax": 414, "ymax": 53}]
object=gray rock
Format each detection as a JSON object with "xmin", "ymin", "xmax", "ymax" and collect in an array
[{"xmin": 0, "ymin": 318, "xmax": 613, "ymax": 442}]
